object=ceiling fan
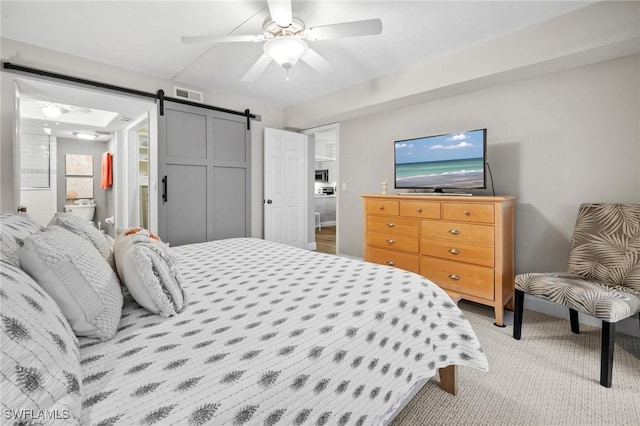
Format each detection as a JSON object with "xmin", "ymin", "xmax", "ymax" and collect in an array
[
  {"xmin": 26, "ymin": 99, "xmax": 91, "ymax": 119},
  {"xmin": 181, "ymin": 0, "xmax": 383, "ymax": 82}
]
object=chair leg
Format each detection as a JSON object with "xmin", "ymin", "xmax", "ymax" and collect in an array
[
  {"xmin": 569, "ymin": 309, "xmax": 580, "ymax": 334},
  {"xmin": 513, "ymin": 289, "xmax": 524, "ymax": 340},
  {"xmin": 600, "ymin": 321, "xmax": 615, "ymax": 388}
]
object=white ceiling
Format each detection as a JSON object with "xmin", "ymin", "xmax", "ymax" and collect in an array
[
  {"xmin": 1, "ymin": 1, "xmax": 594, "ymax": 107},
  {"xmin": 17, "ymin": 77, "xmax": 154, "ymax": 141}
]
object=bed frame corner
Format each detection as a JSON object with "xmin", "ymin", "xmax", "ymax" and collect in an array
[{"xmin": 439, "ymin": 365, "xmax": 458, "ymax": 395}]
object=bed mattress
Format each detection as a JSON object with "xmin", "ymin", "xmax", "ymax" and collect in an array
[{"xmin": 79, "ymin": 238, "xmax": 488, "ymax": 425}]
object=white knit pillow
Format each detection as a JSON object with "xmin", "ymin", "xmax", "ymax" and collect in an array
[
  {"xmin": 19, "ymin": 225, "xmax": 123, "ymax": 341},
  {"xmin": 48, "ymin": 212, "xmax": 116, "ymax": 272},
  {"xmin": 113, "ymin": 230, "xmax": 187, "ymax": 317}
]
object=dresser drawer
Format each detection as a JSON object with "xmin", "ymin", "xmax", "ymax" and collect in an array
[
  {"xmin": 420, "ymin": 256, "xmax": 494, "ymax": 300},
  {"xmin": 368, "ymin": 215, "xmax": 419, "ymax": 236},
  {"xmin": 366, "ymin": 199, "xmax": 399, "ymax": 216},
  {"xmin": 366, "ymin": 247, "xmax": 419, "ymax": 273},
  {"xmin": 443, "ymin": 203, "xmax": 494, "ymax": 224},
  {"xmin": 399, "ymin": 200, "xmax": 441, "ymax": 219},
  {"xmin": 421, "ymin": 220, "xmax": 494, "ymax": 246},
  {"xmin": 421, "ymin": 238, "xmax": 494, "ymax": 267},
  {"xmin": 368, "ymin": 231, "xmax": 419, "ymax": 253}
]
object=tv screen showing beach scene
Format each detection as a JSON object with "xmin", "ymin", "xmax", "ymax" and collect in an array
[{"xmin": 394, "ymin": 129, "xmax": 486, "ymax": 190}]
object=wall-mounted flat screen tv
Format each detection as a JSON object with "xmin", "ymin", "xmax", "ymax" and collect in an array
[{"xmin": 394, "ymin": 129, "xmax": 486, "ymax": 192}]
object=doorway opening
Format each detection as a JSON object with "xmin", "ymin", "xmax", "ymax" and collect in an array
[
  {"xmin": 304, "ymin": 124, "xmax": 339, "ymax": 255},
  {"xmin": 13, "ymin": 76, "xmax": 156, "ymax": 234}
]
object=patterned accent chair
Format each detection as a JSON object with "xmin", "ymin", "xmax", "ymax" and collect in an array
[{"xmin": 513, "ymin": 203, "xmax": 640, "ymax": 387}]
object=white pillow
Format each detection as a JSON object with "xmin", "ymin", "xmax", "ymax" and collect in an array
[
  {"xmin": 0, "ymin": 214, "xmax": 45, "ymax": 267},
  {"xmin": 19, "ymin": 225, "xmax": 123, "ymax": 341},
  {"xmin": 114, "ymin": 229, "xmax": 187, "ymax": 317},
  {"xmin": 48, "ymin": 212, "xmax": 116, "ymax": 272},
  {"xmin": 0, "ymin": 259, "xmax": 83, "ymax": 424}
]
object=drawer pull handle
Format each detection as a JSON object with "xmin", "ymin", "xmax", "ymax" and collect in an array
[
  {"xmin": 386, "ymin": 239, "xmax": 395, "ymax": 244},
  {"xmin": 448, "ymin": 248, "xmax": 460, "ymax": 255},
  {"xmin": 416, "ymin": 207, "xmax": 422, "ymax": 213},
  {"xmin": 448, "ymin": 229, "xmax": 460, "ymax": 235},
  {"xmin": 387, "ymin": 222, "xmax": 396, "ymax": 227},
  {"xmin": 379, "ymin": 205, "xmax": 385, "ymax": 210},
  {"xmin": 463, "ymin": 210, "xmax": 470, "ymax": 216},
  {"xmin": 386, "ymin": 260, "xmax": 395, "ymax": 266},
  {"xmin": 448, "ymin": 274, "xmax": 461, "ymax": 280}
]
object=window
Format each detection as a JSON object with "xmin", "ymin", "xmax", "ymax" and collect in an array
[{"xmin": 21, "ymin": 134, "xmax": 52, "ymax": 188}]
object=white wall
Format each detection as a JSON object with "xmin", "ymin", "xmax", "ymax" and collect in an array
[
  {"xmin": 336, "ymin": 55, "xmax": 640, "ymax": 335},
  {"xmin": 337, "ymin": 56, "xmax": 640, "ymax": 264},
  {"xmin": 0, "ymin": 38, "xmax": 284, "ymax": 238}
]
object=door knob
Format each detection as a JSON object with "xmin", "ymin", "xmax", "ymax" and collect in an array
[{"xmin": 266, "ymin": 199, "xmax": 273, "ymax": 204}]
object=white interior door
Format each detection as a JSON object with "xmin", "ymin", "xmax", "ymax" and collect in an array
[{"xmin": 264, "ymin": 127, "xmax": 308, "ymax": 248}]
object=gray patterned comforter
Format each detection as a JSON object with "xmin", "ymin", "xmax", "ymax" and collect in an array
[{"xmin": 79, "ymin": 238, "xmax": 488, "ymax": 425}]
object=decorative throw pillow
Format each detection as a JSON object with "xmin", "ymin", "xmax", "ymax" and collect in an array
[
  {"xmin": 48, "ymin": 212, "xmax": 116, "ymax": 272},
  {"xmin": 0, "ymin": 214, "xmax": 45, "ymax": 267},
  {"xmin": 19, "ymin": 225, "xmax": 123, "ymax": 341},
  {"xmin": 0, "ymin": 259, "xmax": 83, "ymax": 424},
  {"xmin": 113, "ymin": 229, "xmax": 187, "ymax": 317}
]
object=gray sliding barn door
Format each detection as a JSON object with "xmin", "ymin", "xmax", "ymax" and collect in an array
[{"xmin": 158, "ymin": 101, "xmax": 250, "ymax": 246}]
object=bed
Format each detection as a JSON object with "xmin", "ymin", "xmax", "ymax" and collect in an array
[{"xmin": 1, "ymin": 214, "xmax": 488, "ymax": 426}]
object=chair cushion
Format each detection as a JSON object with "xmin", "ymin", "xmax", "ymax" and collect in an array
[
  {"xmin": 516, "ymin": 272, "xmax": 640, "ymax": 323},
  {"xmin": 567, "ymin": 203, "xmax": 640, "ymax": 292}
]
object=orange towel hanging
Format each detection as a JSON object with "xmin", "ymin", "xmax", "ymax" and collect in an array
[{"xmin": 101, "ymin": 152, "xmax": 112, "ymax": 189}]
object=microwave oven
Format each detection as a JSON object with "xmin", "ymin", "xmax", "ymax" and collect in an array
[{"xmin": 315, "ymin": 169, "xmax": 329, "ymax": 182}]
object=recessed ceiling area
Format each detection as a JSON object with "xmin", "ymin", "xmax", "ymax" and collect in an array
[
  {"xmin": 0, "ymin": 1, "xmax": 595, "ymax": 106},
  {"xmin": 17, "ymin": 78, "xmax": 155, "ymax": 142}
]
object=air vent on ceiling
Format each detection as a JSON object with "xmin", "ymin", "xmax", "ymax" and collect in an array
[
  {"xmin": 174, "ymin": 86, "xmax": 203, "ymax": 103},
  {"xmin": 119, "ymin": 116, "xmax": 133, "ymax": 122}
]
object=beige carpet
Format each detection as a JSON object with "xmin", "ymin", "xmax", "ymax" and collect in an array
[{"xmin": 391, "ymin": 301, "xmax": 640, "ymax": 426}]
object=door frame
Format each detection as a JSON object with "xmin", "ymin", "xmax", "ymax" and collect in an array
[
  {"xmin": 10, "ymin": 75, "xmax": 157, "ymax": 232},
  {"xmin": 302, "ymin": 123, "xmax": 340, "ymax": 253},
  {"xmin": 263, "ymin": 127, "xmax": 309, "ymax": 249}
]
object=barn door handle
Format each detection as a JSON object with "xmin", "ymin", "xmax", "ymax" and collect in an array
[{"xmin": 162, "ymin": 176, "xmax": 168, "ymax": 202}]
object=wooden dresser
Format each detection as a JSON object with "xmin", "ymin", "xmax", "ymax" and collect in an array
[{"xmin": 362, "ymin": 194, "xmax": 515, "ymax": 326}]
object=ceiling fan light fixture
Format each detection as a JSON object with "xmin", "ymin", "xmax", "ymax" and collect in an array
[
  {"xmin": 42, "ymin": 104, "xmax": 62, "ymax": 118},
  {"xmin": 264, "ymin": 36, "xmax": 308, "ymax": 70}
]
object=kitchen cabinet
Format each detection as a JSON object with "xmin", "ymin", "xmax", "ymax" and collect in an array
[
  {"xmin": 314, "ymin": 195, "xmax": 336, "ymax": 224},
  {"xmin": 315, "ymin": 160, "xmax": 337, "ymax": 183}
]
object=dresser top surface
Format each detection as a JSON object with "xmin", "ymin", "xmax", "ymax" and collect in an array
[{"xmin": 362, "ymin": 194, "xmax": 516, "ymax": 202}]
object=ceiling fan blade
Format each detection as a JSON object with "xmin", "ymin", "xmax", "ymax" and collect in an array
[
  {"xmin": 241, "ymin": 54, "xmax": 273, "ymax": 82},
  {"xmin": 306, "ymin": 18, "xmax": 382, "ymax": 40},
  {"xmin": 181, "ymin": 34, "xmax": 262, "ymax": 44},
  {"xmin": 267, "ymin": 0, "xmax": 292, "ymax": 28},
  {"xmin": 300, "ymin": 48, "xmax": 332, "ymax": 74}
]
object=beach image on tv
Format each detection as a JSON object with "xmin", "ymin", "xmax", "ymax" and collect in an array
[{"xmin": 395, "ymin": 130, "xmax": 485, "ymax": 188}]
